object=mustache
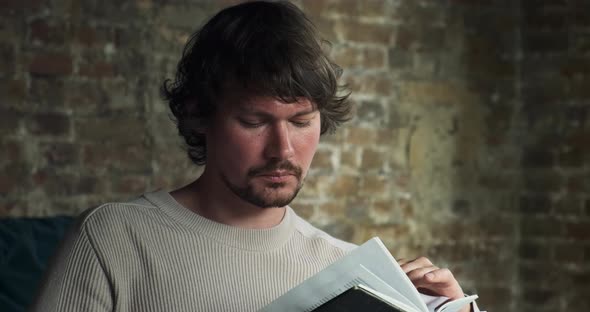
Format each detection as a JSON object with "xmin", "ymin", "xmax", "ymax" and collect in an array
[{"xmin": 248, "ymin": 160, "xmax": 302, "ymax": 178}]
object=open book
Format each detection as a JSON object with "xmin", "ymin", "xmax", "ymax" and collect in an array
[{"xmin": 260, "ymin": 237, "xmax": 477, "ymax": 312}]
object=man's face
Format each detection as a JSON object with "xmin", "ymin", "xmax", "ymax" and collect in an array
[{"xmin": 205, "ymin": 95, "xmax": 321, "ymax": 208}]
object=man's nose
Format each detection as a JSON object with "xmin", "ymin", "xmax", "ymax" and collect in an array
[{"xmin": 264, "ymin": 122, "xmax": 294, "ymax": 160}]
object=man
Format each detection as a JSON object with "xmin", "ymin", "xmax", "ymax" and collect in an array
[{"xmin": 32, "ymin": 1, "xmax": 482, "ymax": 311}]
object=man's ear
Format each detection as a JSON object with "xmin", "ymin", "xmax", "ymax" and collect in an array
[{"xmin": 184, "ymin": 98, "xmax": 210, "ymax": 135}]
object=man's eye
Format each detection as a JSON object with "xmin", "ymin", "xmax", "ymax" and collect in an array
[
  {"xmin": 291, "ymin": 120, "xmax": 311, "ymax": 128},
  {"xmin": 239, "ymin": 120, "xmax": 264, "ymax": 128}
]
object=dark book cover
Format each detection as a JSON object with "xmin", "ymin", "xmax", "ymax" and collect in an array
[{"xmin": 313, "ymin": 286, "xmax": 407, "ymax": 312}]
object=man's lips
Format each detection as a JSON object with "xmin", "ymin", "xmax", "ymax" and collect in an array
[{"xmin": 258, "ymin": 170, "xmax": 295, "ymax": 177}]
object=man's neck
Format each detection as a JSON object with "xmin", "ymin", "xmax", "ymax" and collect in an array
[{"xmin": 170, "ymin": 173, "xmax": 286, "ymax": 229}]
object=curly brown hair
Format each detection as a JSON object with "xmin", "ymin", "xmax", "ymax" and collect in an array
[{"xmin": 162, "ymin": 1, "xmax": 352, "ymax": 166}]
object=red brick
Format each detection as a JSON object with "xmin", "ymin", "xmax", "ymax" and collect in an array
[
  {"xmin": 523, "ymin": 31, "xmax": 569, "ymax": 53},
  {"xmin": 0, "ymin": 0, "xmax": 42, "ymax": 10},
  {"xmin": 300, "ymin": 0, "xmax": 326, "ymax": 17},
  {"xmin": 553, "ymin": 242, "xmax": 584, "ymax": 263},
  {"xmin": 563, "ymin": 130, "xmax": 590, "ymax": 149},
  {"xmin": 572, "ymin": 32, "xmax": 590, "ymax": 54},
  {"xmin": 347, "ymin": 127, "xmax": 377, "ymax": 145},
  {"xmin": 0, "ymin": 108, "xmax": 22, "ymax": 135},
  {"xmin": 346, "ymin": 74, "xmax": 395, "ymax": 97},
  {"xmin": 558, "ymin": 147, "xmax": 586, "ymax": 167},
  {"xmin": 395, "ymin": 25, "xmax": 445, "ymax": 52},
  {"xmin": 464, "ymin": 46, "xmax": 516, "ymax": 79},
  {"xmin": 519, "ymin": 263, "xmax": 562, "ymax": 287},
  {"xmin": 552, "ymin": 197, "xmax": 583, "ymax": 216},
  {"xmin": 523, "ymin": 7, "xmax": 568, "ymax": 29},
  {"xmin": 519, "ymin": 241, "xmax": 551, "ymax": 260},
  {"xmin": 564, "ymin": 220, "xmax": 590, "ymax": 239},
  {"xmin": 0, "ymin": 199, "xmax": 19, "ymax": 216},
  {"xmin": 76, "ymin": 25, "xmax": 97, "ymax": 46},
  {"xmin": 361, "ymin": 148, "xmax": 386, "ymax": 170},
  {"xmin": 359, "ymin": 224, "xmax": 411, "ymax": 245},
  {"xmin": 429, "ymin": 241, "xmax": 476, "ymax": 262},
  {"xmin": 27, "ymin": 77, "xmax": 65, "ymax": 108},
  {"xmin": 310, "ymin": 148, "xmax": 333, "ymax": 171},
  {"xmin": 32, "ymin": 169, "xmax": 98, "ymax": 196},
  {"xmin": 522, "ymin": 288, "xmax": 559, "ymax": 307},
  {"xmin": 0, "ymin": 140, "xmax": 22, "ymax": 167},
  {"xmin": 79, "ymin": 61, "xmax": 115, "ymax": 78},
  {"xmin": 40, "ymin": 142, "xmax": 77, "ymax": 167},
  {"xmin": 430, "ymin": 221, "xmax": 481, "ymax": 241},
  {"xmin": 567, "ymin": 174, "xmax": 590, "ymax": 194},
  {"xmin": 332, "ymin": 46, "xmax": 386, "ymax": 70},
  {"xmin": 28, "ymin": 112, "xmax": 70, "ymax": 136},
  {"xmin": 0, "ymin": 43, "xmax": 15, "ymax": 76},
  {"xmin": 82, "ymin": 143, "xmax": 151, "ymax": 174},
  {"xmin": 522, "ymin": 170, "xmax": 565, "ymax": 193},
  {"xmin": 327, "ymin": 175, "xmax": 360, "ymax": 197},
  {"xmin": 340, "ymin": 149, "xmax": 357, "ymax": 168},
  {"xmin": 360, "ymin": 175, "xmax": 389, "ymax": 195},
  {"xmin": 111, "ymin": 175, "xmax": 148, "ymax": 194},
  {"xmin": 321, "ymin": 219, "xmax": 355, "ymax": 242},
  {"xmin": 356, "ymin": 100, "xmax": 385, "ymax": 123},
  {"xmin": 75, "ymin": 117, "xmax": 146, "ymax": 144},
  {"xmin": 522, "ymin": 146, "xmax": 555, "ymax": 168},
  {"xmin": 358, "ymin": 1, "xmax": 388, "ymax": 18},
  {"xmin": 522, "ymin": 217, "xmax": 562, "ymax": 238},
  {"xmin": 64, "ymin": 80, "xmax": 102, "ymax": 113},
  {"xmin": 474, "ymin": 286, "xmax": 513, "ymax": 311},
  {"xmin": 29, "ymin": 19, "xmax": 66, "ymax": 45},
  {"xmin": 0, "ymin": 79, "xmax": 26, "ymax": 105},
  {"xmin": 478, "ymin": 173, "xmax": 517, "ymax": 190},
  {"xmin": 0, "ymin": 165, "xmax": 27, "ymax": 195},
  {"xmin": 569, "ymin": 79, "xmax": 590, "ymax": 99},
  {"xmin": 302, "ymin": 0, "xmax": 356, "ymax": 18},
  {"xmin": 376, "ymin": 129, "xmax": 396, "ymax": 146},
  {"xmin": 392, "ymin": 1, "xmax": 448, "ymax": 24},
  {"xmin": 478, "ymin": 216, "xmax": 515, "ymax": 238},
  {"xmin": 289, "ymin": 203, "xmax": 314, "ymax": 220},
  {"xmin": 571, "ymin": 4, "xmax": 590, "ymax": 28},
  {"xmin": 400, "ymin": 81, "xmax": 476, "ymax": 106},
  {"xmin": 29, "ymin": 53, "xmax": 73, "ymax": 75},
  {"xmin": 337, "ymin": 21, "xmax": 394, "ymax": 45}
]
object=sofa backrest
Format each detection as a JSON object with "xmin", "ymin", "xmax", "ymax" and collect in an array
[{"xmin": 0, "ymin": 216, "xmax": 74, "ymax": 312}]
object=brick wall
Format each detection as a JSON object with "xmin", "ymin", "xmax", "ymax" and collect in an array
[
  {"xmin": 1, "ymin": 1, "xmax": 588, "ymax": 311},
  {"xmin": 518, "ymin": 1, "xmax": 590, "ymax": 311}
]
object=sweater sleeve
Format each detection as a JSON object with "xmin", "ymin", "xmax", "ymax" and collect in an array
[{"xmin": 30, "ymin": 221, "xmax": 113, "ymax": 312}]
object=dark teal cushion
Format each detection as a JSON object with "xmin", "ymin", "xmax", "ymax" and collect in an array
[{"xmin": 0, "ymin": 216, "xmax": 74, "ymax": 312}]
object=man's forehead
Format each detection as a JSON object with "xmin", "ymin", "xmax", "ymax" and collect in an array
[{"xmin": 231, "ymin": 96, "xmax": 317, "ymax": 113}]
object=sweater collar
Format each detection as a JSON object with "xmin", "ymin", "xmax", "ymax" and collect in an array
[{"xmin": 143, "ymin": 189, "xmax": 296, "ymax": 251}]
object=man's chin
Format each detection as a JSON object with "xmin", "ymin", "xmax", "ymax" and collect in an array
[
  {"xmin": 222, "ymin": 173, "xmax": 303, "ymax": 208},
  {"xmin": 249, "ymin": 189, "xmax": 298, "ymax": 208}
]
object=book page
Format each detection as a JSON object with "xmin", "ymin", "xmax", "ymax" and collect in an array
[
  {"xmin": 348, "ymin": 238, "xmax": 429, "ymax": 311},
  {"xmin": 259, "ymin": 237, "xmax": 428, "ymax": 312},
  {"xmin": 357, "ymin": 264, "xmax": 420, "ymax": 310},
  {"xmin": 436, "ymin": 295, "xmax": 479, "ymax": 312},
  {"xmin": 260, "ymin": 263, "xmax": 419, "ymax": 312}
]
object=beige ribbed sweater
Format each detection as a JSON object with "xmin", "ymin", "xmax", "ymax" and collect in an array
[{"xmin": 31, "ymin": 190, "xmax": 356, "ymax": 312}]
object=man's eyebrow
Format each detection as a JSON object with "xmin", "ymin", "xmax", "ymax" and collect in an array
[
  {"xmin": 292, "ymin": 109, "xmax": 317, "ymax": 117},
  {"xmin": 237, "ymin": 108, "xmax": 317, "ymax": 117}
]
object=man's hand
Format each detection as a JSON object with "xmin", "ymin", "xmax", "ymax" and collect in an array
[{"xmin": 398, "ymin": 257, "xmax": 471, "ymax": 312}]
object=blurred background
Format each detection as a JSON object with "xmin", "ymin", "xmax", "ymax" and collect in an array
[{"xmin": 1, "ymin": 0, "xmax": 589, "ymax": 311}]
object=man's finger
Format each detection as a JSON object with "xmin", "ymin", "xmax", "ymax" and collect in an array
[
  {"xmin": 406, "ymin": 266, "xmax": 438, "ymax": 283},
  {"xmin": 423, "ymin": 268, "xmax": 454, "ymax": 284},
  {"xmin": 397, "ymin": 258, "xmax": 409, "ymax": 266},
  {"xmin": 399, "ymin": 256, "xmax": 434, "ymax": 273}
]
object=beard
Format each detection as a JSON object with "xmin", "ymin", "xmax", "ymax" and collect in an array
[{"xmin": 221, "ymin": 160, "xmax": 304, "ymax": 208}]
